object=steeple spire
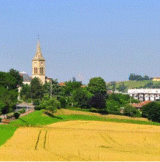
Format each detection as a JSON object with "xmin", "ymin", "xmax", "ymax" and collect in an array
[{"xmin": 32, "ymin": 37, "xmax": 45, "ymax": 61}]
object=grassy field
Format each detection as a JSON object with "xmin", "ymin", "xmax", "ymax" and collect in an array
[
  {"xmin": 10, "ymin": 109, "xmax": 160, "ymax": 127},
  {"xmin": 0, "ymin": 125, "xmax": 17, "ymax": 146},
  {"xmin": 1, "ymin": 120, "xmax": 160, "ymax": 161}
]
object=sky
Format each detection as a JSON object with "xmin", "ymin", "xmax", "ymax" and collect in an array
[{"xmin": 1, "ymin": 0, "xmax": 160, "ymax": 84}]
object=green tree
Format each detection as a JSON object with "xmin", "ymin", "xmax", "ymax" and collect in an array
[
  {"xmin": 7, "ymin": 69, "xmax": 23, "ymax": 90},
  {"xmin": 0, "ymin": 72, "xmax": 8, "ymax": 88},
  {"xmin": 30, "ymin": 77, "xmax": 43, "ymax": 99},
  {"xmin": 0, "ymin": 69, "xmax": 22, "ymax": 90},
  {"xmin": 20, "ymin": 84, "xmax": 31, "ymax": 100},
  {"xmin": 118, "ymin": 82, "xmax": 127, "ymax": 92},
  {"xmin": 106, "ymin": 99, "xmax": 120, "ymax": 113},
  {"xmin": 43, "ymin": 79, "xmax": 61, "ymax": 97},
  {"xmin": 62, "ymin": 78, "xmax": 82, "ymax": 96},
  {"xmin": 72, "ymin": 87, "xmax": 92, "ymax": 108},
  {"xmin": 0, "ymin": 86, "xmax": 18, "ymax": 115},
  {"xmin": 38, "ymin": 95, "xmax": 60, "ymax": 113},
  {"xmin": 142, "ymin": 102, "xmax": 160, "ymax": 122},
  {"xmin": 88, "ymin": 77, "xmax": 106, "ymax": 95},
  {"xmin": 88, "ymin": 77, "xmax": 107, "ymax": 109}
]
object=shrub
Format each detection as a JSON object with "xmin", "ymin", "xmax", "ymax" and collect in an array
[
  {"xmin": 124, "ymin": 104, "xmax": 141, "ymax": 117},
  {"xmin": 0, "ymin": 117, "xmax": 2, "ymax": 122},
  {"xmin": 90, "ymin": 108, "xmax": 98, "ymax": 113},
  {"xmin": 14, "ymin": 112, "xmax": 20, "ymax": 119},
  {"xmin": 107, "ymin": 110, "xmax": 122, "ymax": 115},
  {"xmin": 34, "ymin": 105, "xmax": 43, "ymax": 110},
  {"xmin": 98, "ymin": 108, "xmax": 108, "ymax": 115},
  {"xmin": 106, "ymin": 99, "xmax": 120, "ymax": 113}
]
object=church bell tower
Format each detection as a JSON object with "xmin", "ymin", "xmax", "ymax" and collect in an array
[{"xmin": 32, "ymin": 40, "xmax": 46, "ymax": 84}]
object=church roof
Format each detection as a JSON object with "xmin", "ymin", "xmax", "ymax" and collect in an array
[
  {"xmin": 20, "ymin": 72, "xmax": 32, "ymax": 82},
  {"xmin": 32, "ymin": 41, "xmax": 45, "ymax": 61}
]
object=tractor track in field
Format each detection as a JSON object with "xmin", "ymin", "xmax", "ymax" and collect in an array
[{"xmin": 35, "ymin": 130, "xmax": 48, "ymax": 150}]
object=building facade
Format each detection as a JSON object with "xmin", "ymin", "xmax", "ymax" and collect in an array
[{"xmin": 128, "ymin": 89, "xmax": 160, "ymax": 101}]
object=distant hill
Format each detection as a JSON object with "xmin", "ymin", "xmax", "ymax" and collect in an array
[{"xmin": 106, "ymin": 80, "xmax": 160, "ymax": 93}]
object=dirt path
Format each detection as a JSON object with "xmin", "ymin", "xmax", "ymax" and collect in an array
[{"xmin": 0, "ymin": 120, "xmax": 160, "ymax": 161}]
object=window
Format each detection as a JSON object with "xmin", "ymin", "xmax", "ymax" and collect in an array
[
  {"xmin": 34, "ymin": 67, "xmax": 38, "ymax": 74},
  {"xmin": 40, "ymin": 67, "xmax": 44, "ymax": 74}
]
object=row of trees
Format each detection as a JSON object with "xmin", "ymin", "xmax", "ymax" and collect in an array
[
  {"xmin": 20, "ymin": 76, "xmax": 141, "ymax": 117},
  {"xmin": 21, "ymin": 77, "xmax": 107, "ymax": 110},
  {"xmin": 129, "ymin": 73, "xmax": 150, "ymax": 81}
]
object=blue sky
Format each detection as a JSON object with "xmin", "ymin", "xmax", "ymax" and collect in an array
[{"xmin": 1, "ymin": 0, "xmax": 160, "ymax": 84}]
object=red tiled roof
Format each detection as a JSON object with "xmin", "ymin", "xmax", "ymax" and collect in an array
[
  {"xmin": 59, "ymin": 82, "xmax": 65, "ymax": 86},
  {"xmin": 132, "ymin": 101, "xmax": 151, "ymax": 108}
]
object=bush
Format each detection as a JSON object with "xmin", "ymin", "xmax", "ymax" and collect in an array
[
  {"xmin": 107, "ymin": 110, "xmax": 122, "ymax": 115},
  {"xmin": 124, "ymin": 104, "xmax": 141, "ymax": 117},
  {"xmin": 106, "ymin": 99, "xmax": 120, "ymax": 113},
  {"xmin": 14, "ymin": 112, "xmax": 20, "ymax": 119},
  {"xmin": 142, "ymin": 102, "xmax": 160, "ymax": 122},
  {"xmin": 98, "ymin": 108, "xmax": 108, "ymax": 115},
  {"xmin": 0, "ymin": 117, "xmax": 2, "ymax": 122},
  {"xmin": 90, "ymin": 108, "xmax": 98, "ymax": 113},
  {"xmin": 34, "ymin": 105, "xmax": 43, "ymax": 110}
]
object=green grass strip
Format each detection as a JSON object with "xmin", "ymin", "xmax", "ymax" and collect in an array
[{"xmin": 0, "ymin": 125, "xmax": 18, "ymax": 146}]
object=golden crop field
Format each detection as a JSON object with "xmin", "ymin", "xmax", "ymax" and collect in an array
[{"xmin": 0, "ymin": 121, "xmax": 160, "ymax": 161}]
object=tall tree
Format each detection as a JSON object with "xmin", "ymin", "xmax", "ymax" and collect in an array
[
  {"xmin": 30, "ymin": 77, "xmax": 43, "ymax": 99},
  {"xmin": 0, "ymin": 86, "xmax": 18, "ymax": 114},
  {"xmin": 88, "ymin": 77, "xmax": 107, "ymax": 95},
  {"xmin": 8, "ymin": 69, "xmax": 23, "ymax": 90},
  {"xmin": 88, "ymin": 77, "xmax": 107, "ymax": 109},
  {"xmin": 43, "ymin": 79, "xmax": 61, "ymax": 97}
]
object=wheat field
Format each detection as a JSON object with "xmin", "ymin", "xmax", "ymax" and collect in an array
[{"xmin": 0, "ymin": 121, "xmax": 160, "ymax": 161}]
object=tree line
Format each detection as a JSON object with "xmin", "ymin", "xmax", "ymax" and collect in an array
[
  {"xmin": 129, "ymin": 73, "xmax": 151, "ymax": 81},
  {"xmin": 1, "ymin": 69, "xmax": 160, "ymax": 123}
]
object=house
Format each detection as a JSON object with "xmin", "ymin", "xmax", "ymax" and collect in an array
[{"xmin": 131, "ymin": 101, "xmax": 151, "ymax": 110}]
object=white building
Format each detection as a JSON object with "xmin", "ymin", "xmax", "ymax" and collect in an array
[{"xmin": 128, "ymin": 89, "xmax": 160, "ymax": 101}]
